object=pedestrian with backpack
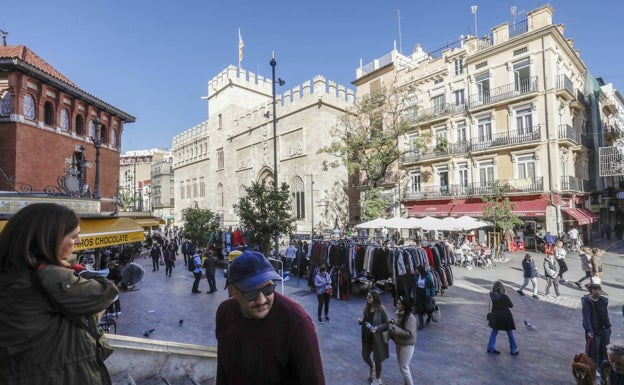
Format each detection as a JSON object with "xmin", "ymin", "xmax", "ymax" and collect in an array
[{"xmin": 191, "ymin": 250, "xmax": 203, "ymax": 293}]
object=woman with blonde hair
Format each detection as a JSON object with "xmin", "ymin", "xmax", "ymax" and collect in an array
[
  {"xmin": 487, "ymin": 280, "xmax": 519, "ymax": 355},
  {"xmin": 358, "ymin": 290, "xmax": 389, "ymax": 385}
]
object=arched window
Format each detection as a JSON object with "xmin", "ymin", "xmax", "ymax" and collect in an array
[
  {"xmin": 101, "ymin": 124, "xmax": 109, "ymax": 144},
  {"xmin": 292, "ymin": 176, "xmax": 305, "ymax": 219},
  {"xmin": 23, "ymin": 94, "xmax": 35, "ymax": 120},
  {"xmin": 0, "ymin": 91, "xmax": 11, "ymax": 116},
  {"xmin": 111, "ymin": 129, "xmax": 118, "ymax": 148},
  {"xmin": 59, "ymin": 109, "xmax": 70, "ymax": 131},
  {"xmin": 217, "ymin": 183, "xmax": 224, "ymax": 208},
  {"xmin": 75, "ymin": 115, "xmax": 85, "ymax": 136},
  {"xmin": 44, "ymin": 101, "xmax": 54, "ymax": 126}
]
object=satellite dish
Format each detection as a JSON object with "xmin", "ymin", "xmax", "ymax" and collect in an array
[{"xmin": 121, "ymin": 262, "xmax": 145, "ymax": 291}]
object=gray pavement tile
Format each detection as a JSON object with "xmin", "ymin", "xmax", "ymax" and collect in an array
[{"xmin": 114, "ymin": 247, "xmax": 624, "ymax": 385}]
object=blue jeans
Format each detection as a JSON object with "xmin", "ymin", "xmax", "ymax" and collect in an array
[{"xmin": 487, "ymin": 329, "xmax": 518, "ymax": 353}]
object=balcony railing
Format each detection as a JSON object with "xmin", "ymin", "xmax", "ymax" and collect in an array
[
  {"xmin": 469, "ymin": 76, "xmax": 538, "ymax": 109},
  {"xmin": 509, "ymin": 19, "xmax": 528, "ymax": 39},
  {"xmin": 558, "ymin": 124, "xmax": 579, "ymax": 143},
  {"xmin": 399, "ymin": 126, "xmax": 541, "ymax": 165},
  {"xmin": 560, "ymin": 176, "xmax": 590, "ymax": 192},
  {"xmin": 555, "ymin": 74, "xmax": 574, "ymax": 98},
  {"xmin": 402, "ymin": 177, "xmax": 545, "ymax": 201}
]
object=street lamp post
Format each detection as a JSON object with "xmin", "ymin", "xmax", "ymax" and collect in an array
[
  {"xmin": 92, "ymin": 117, "xmax": 102, "ymax": 199},
  {"xmin": 270, "ymin": 53, "xmax": 285, "ymax": 260}
]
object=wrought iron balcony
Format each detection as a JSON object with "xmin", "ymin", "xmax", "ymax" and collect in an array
[
  {"xmin": 470, "ymin": 126, "xmax": 541, "ymax": 152},
  {"xmin": 555, "ymin": 74, "xmax": 574, "ymax": 101},
  {"xmin": 468, "ymin": 76, "xmax": 538, "ymax": 109},
  {"xmin": 558, "ymin": 124, "xmax": 579, "ymax": 144},
  {"xmin": 560, "ymin": 176, "xmax": 590, "ymax": 193},
  {"xmin": 402, "ymin": 177, "xmax": 545, "ymax": 201}
]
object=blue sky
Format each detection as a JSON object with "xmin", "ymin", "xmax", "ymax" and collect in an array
[{"xmin": 3, "ymin": 1, "xmax": 623, "ymax": 152}]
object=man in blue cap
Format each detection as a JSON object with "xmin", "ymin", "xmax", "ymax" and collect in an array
[{"xmin": 215, "ymin": 250, "xmax": 325, "ymax": 385}]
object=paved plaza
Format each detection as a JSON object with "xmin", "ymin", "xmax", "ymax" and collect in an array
[{"xmin": 112, "ymin": 241, "xmax": 624, "ymax": 385}]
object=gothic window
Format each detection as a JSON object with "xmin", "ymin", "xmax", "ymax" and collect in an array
[
  {"xmin": 291, "ymin": 176, "xmax": 305, "ymax": 219},
  {"xmin": 0, "ymin": 91, "xmax": 11, "ymax": 115},
  {"xmin": 23, "ymin": 94, "xmax": 35, "ymax": 120},
  {"xmin": 60, "ymin": 108, "xmax": 70, "ymax": 131},
  {"xmin": 44, "ymin": 101, "xmax": 54, "ymax": 126},
  {"xmin": 217, "ymin": 183, "xmax": 224, "ymax": 208},
  {"xmin": 111, "ymin": 129, "xmax": 118, "ymax": 148},
  {"xmin": 217, "ymin": 148, "xmax": 224, "ymax": 170},
  {"xmin": 75, "ymin": 115, "xmax": 85, "ymax": 136},
  {"xmin": 101, "ymin": 124, "xmax": 109, "ymax": 144}
]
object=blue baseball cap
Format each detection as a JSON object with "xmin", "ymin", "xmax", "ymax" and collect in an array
[{"xmin": 228, "ymin": 250, "xmax": 280, "ymax": 292}]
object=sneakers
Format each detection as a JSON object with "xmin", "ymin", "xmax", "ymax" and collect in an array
[
  {"xmin": 487, "ymin": 349, "xmax": 501, "ymax": 354},
  {"xmin": 325, "ymin": 316, "xmax": 330, "ymax": 322},
  {"xmin": 517, "ymin": 290, "xmax": 525, "ymax": 296},
  {"xmin": 532, "ymin": 295, "xmax": 539, "ymax": 299},
  {"xmin": 318, "ymin": 317, "xmax": 323, "ymax": 323}
]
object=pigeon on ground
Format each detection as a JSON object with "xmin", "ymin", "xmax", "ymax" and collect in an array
[
  {"xmin": 524, "ymin": 320, "xmax": 535, "ymax": 328},
  {"xmin": 143, "ymin": 328, "xmax": 155, "ymax": 337}
]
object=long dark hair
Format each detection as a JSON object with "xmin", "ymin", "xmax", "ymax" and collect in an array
[
  {"xmin": 364, "ymin": 289, "xmax": 384, "ymax": 313},
  {"xmin": 0, "ymin": 203, "xmax": 80, "ymax": 270}
]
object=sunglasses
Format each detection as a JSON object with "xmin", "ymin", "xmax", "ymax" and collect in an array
[{"xmin": 238, "ymin": 282, "xmax": 276, "ymax": 302}]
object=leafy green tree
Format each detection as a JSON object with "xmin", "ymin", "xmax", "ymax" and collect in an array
[
  {"xmin": 117, "ymin": 189, "xmax": 134, "ymax": 211},
  {"xmin": 181, "ymin": 205, "xmax": 221, "ymax": 248},
  {"xmin": 234, "ymin": 181, "xmax": 296, "ymax": 256},
  {"xmin": 361, "ymin": 187, "xmax": 391, "ymax": 221},
  {"xmin": 482, "ymin": 181, "xmax": 523, "ymax": 233},
  {"xmin": 319, "ymin": 85, "xmax": 418, "ymax": 188}
]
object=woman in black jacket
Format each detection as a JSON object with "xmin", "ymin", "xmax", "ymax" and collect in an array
[
  {"xmin": 487, "ymin": 280, "xmax": 519, "ymax": 355},
  {"xmin": 358, "ymin": 289, "xmax": 389, "ymax": 385}
]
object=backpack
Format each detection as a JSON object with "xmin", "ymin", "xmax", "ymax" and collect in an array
[{"xmin": 188, "ymin": 255, "xmax": 196, "ymax": 271}]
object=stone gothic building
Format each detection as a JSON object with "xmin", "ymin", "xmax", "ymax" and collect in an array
[{"xmin": 172, "ymin": 66, "xmax": 356, "ymax": 236}]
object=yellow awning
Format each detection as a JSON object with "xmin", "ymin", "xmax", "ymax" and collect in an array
[
  {"xmin": 133, "ymin": 217, "xmax": 165, "ymax": 228},
  {"xmin": 0, "ymin": 220, "xmax": 6, "ymax": 233},
  {"xmin": 75, "ymin": 218, "xmax": 145, "ymax": 251}
]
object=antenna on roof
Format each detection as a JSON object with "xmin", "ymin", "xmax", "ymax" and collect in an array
[
  {"xmin": 394, "ymin": 9, "xmax": 403, "ymax": 54},
  {"xmin": 0, "ymin": 30, "xmax": 8, "ymax": 46}
]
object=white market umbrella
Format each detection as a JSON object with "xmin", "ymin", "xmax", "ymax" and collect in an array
[
  {"xmin": 454, "ymin": 215, "xmax": 490, "ymax": 230},
  {"xmin": 355, "ymin": 217, "xmax": 389, "ymax": 229},
  {"xmin": 384, "ymin": 216, "xmax": 420, "ymax": 229},
  {"xmin": 412, "ymin": 216, "xmax": 444, "ymax": 230}
]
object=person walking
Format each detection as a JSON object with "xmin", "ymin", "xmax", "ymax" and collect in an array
[
  {"xmin": 358, "ymin": 290, "xmax": 390, "ymax": 385},
  {"xmin": 413, "ymin": 265, "xmax": 437, "ymax": 330},
  {"xmin": 0, "ymin": 203, "xmax": 118, "ymax": 384},
  {"xmin": 543, "ymin": 252, "xmax": 561, "ymax": 299},
  {"xmin": 215, "ymin": 250, "xmax": 325, "ymax": 385},
  {"xmin": 284, "ymin": 242, "xmax": 297, "ymax": 272},
  {"xmin": 150, "ymin": 244, "xmax": 162, "ymax": 272},
  {"xmin": 388, "ymin": 295, "xmax": 417, "ymax": 385},
  {"xmin": 487, "ymin": 280, "xmax": 519, "ymax": 355},
  {"xmin": 191, "ymin": 252, "xmax": 203, "ymax": 294},
  {"xmin": 517, "ymin": 253, "xmax": 539, "ymax": 299},
  {"xmin": 582, "ymin": 283, "xmax": 612, "ymax": 374},
  {"xmin": 554, "ymin": 240, "xmax": 569, "ymax": 283},
  {"xmin": 203, "ymin": 250, "xmax": 217, "ymax": 294},
  {"xmin": 590, "ymin": 248, "xmax": 604, "ymax": 284},
  {"xmin": 314, "ymin": 265, "xmax": 332, "ymax": 322},
  {"xmin": 574, "ymin": 246, "xmax": 593, "ymax": 289},
  {"xmin": 163, "ymin": 244, "xmax": 175, "ymax": 277}
]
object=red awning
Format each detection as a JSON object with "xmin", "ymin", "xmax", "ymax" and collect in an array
[
  {"xmin": 450, "ymin": 202, "xmax": 485, "ymax": 217},
  {"xmin": 409, "ymin": 204, "xmax": 454, "ymax": 217},
  {"xmin": 512, "ymin": 199, "xmax": 549, "ymax": 217},
  {"xmin": 450, "ymin": 199, "xmax": 548, "ymax": 218},
  {"xmin": 562, "ymin": 208, "xmax": 591, "ymax": 225},
  {"xmin": 578, "ymin": 208, "xmax": 599, "ymax": 224}
]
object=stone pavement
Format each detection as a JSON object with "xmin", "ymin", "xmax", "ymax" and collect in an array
[{"xmin": 113, "ymin": 240, "xmax": 624, "ymax": 385}]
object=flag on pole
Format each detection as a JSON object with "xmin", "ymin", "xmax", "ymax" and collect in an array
[{"xmin": 238, "ymin": 29, "xmax": 244, "ymax": 64}]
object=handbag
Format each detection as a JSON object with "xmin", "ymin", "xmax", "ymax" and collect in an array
[
  {"xmin": 325, "ymin": 287, "xmax": 333, "ymax": 295},
  {"xmin": 486, "ymin": 301, "xmax": 492, "ymax": 321},
  {"xmin": 381, "ymin": 330, "xmax": 390, "ymax": 344},
  {"xmin": 432, "ymin": 305, "xmax": 441, "ymax": 322}
]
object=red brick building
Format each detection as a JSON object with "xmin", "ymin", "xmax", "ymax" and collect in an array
[{"xmin": 0, "ymin": 44, "xmax": 135, "ymax": 211}]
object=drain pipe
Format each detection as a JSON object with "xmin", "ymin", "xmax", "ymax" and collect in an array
[{"xmin": 541, "ymin": 35, "xmax": 560, "ymax": 234}]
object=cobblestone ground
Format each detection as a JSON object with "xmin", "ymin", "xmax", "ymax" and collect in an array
[{"xmin": 114, "ymin": 241, "xmax": 624, "ymax": 385}]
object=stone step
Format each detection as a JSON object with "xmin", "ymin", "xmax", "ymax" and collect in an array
[{"xmin": 111, "ymin": 372, "xmax": 201, "ymax": 385}]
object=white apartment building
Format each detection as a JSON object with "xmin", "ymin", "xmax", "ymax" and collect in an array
[{"xmin": 352, "ymin": 4, "xmax": 611, "ymax": 243}]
